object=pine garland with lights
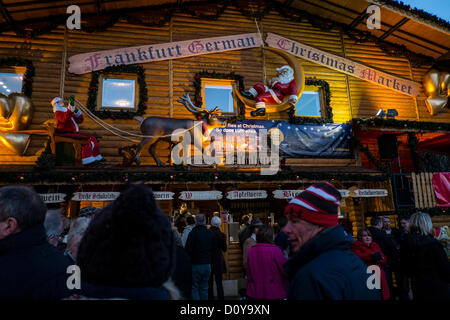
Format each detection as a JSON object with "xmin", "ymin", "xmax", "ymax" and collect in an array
[
  {"xmin": 396, "ymin": 206, "xmax": 450, "ymax": 217},
  {"xmin": 34, "ymin": 138, "xmax": 55, "ymax": 171},
  {"xmin": 0, "ymin": 58, "xmax": 34, "ymax": 97},
  {"xmin": 87, "ymin": 65, "xmax": 147, "ymax": 119},
  {"xmin": 289, "ymin": 78, "xmax": 333, "ymax": 124}
]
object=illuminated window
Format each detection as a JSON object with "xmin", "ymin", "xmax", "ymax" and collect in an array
[
  {"xmin": 98, "ymin": 74, "xmax": 137, "ymax": 111},
  {"xmin": 201, "ymin": 78, "xmax": 237, "ymax": 115},
  {"xmin": 295, "ymin": 88, "xmax": 325, "ymax": 117},
  {"xmin": 0, "ymin": 72, "xmax": 23, "ymax": 95}
]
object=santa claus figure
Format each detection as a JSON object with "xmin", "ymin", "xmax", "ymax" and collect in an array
[
  {"xmin": 51, "ymin": 96, "xmax": 104, "ymax": 166},
  {"xmin": 240, "ymin": 65, "xmax": 298, "ymax": 117}
]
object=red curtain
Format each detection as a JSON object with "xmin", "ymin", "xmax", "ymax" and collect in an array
[{"xmin": 432, "ymin": 173, "xmax": 450, "ymax": 207}]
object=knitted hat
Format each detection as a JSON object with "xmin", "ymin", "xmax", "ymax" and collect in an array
[{"xmin": 284, "ymin": 182, "xmax": 342, "ymax": 227}]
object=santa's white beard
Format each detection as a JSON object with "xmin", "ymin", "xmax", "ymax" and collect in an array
[{"xmin": 271, "ymin": 74, "xmax": 293, "ymax": 85}]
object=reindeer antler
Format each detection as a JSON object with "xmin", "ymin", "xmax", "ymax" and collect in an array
[{"xmin": 177, "ymin": 93, "xmax": 208, "ymax": 114}]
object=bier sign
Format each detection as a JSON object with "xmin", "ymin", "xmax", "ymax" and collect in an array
[
  {"xmin": 273, "ymin": 190, "xmax": 304, "ymax": 199},
  {"xmin": 40, "ymin": 193, "xmax": 66, "ymax": 203},
  {"xmin": 153, "ymin": 192, "xmax": 175, "ymax": 200},
  {"xmin": 227, "ymin": 190, "xmax": 267, "ymax": 200},
  {"xmin": 72, "ymin": 192, "xmax": 120, "ymax": 201},
  {"xmin": 179, "ymin": 191, "xmax": 223, "ymax": 200}
]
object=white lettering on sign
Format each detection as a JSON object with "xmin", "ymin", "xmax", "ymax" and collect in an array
[
  {"xmin": 273, "ymin": 190, "xmax": 304, "ymax": 199},
  {"xmin": 354, "ymin": 189, "xmax": 388, "ymax": 197},
  {"xmin": 179, "ymin": 191, "xmax": 223, "ymax": 201},
  {"xmin": 40, "ymin": 193, "xmax": 67, "ymax": 203},
  {"xmin": 72, "ymin": 192, "xmax": 120, "ymax": 201},
  {"xmin": 226, "ymin": 190, "xmax": 267, "ymax": 200}
]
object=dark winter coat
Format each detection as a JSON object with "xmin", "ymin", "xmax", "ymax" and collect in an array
[
  {"xmin": 400, "ymin": 233, "xmax": 450, "ymax": 300},
  {"xmin": 185, "ymin": 224, "xmax": 214, "ymax": 265},
  {"xmin": 172, "ymin": 244, "xmax": 192, "ymax": 300},
  {"xmin": 368, "ymin": 226, "xmax": 399, "ymax": 267},
  {"xmin": 210, "ymin": 226, "xmax": 227, "ymax": 274},
  {"xmin": 0, "ymin": 224, "xmax": 72, "ymax": 300},
  {"xmin": 284, "ymin": 225, "xmax": 381, "ymax": 300}
]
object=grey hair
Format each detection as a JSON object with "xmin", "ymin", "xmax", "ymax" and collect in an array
[
  {"xmin": 67, "ymin": 217, "xmax": 91, "ymax": 248},
  {"xmin": 409, "ymin": 212, "xmax": 433, "ymax": 236},
  {"xmin": 44, "ymin": 209, "xmax": 64, "ymax": 237},
  {"xmin": 0, "ymin": 186, "xmax": 46, "ymax": 230},
  {"xmin": 211, "ymin": 216, "xmax": 221, "ymax": 228},
  {"xmin": 195, "ymin": 214, "xmax": 206, "ymax": 225}
]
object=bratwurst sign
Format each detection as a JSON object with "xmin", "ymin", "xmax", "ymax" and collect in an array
[{"xmin": 68, "ymin": 33, "xmax": 261, "ymax": 74}]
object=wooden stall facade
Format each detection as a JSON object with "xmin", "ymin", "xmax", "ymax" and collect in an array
[{"xmin": 0, "ymin": 0, "xmax": 449, "ymax": 281}]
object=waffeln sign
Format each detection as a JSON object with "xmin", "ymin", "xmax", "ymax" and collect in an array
[
  {"xmin": 179, "ymin": 191, "xmax": 223, "ymax": 200},
  {"xmin": 266, "ymin": 33, "xmax": 420, "ymax": 97},
  {"xmin": 68, "ymin": 33, "xmax": 261, "ymax": 74}
]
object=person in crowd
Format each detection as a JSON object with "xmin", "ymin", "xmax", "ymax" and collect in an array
[
  {"xmin": 351, "ymin": 228, "xmax": 390, "ymax": 300},
  {"xmin": 170, "ymin": 217, "xmax": 183, "ymax": 248},
  {"xmin": 0, "ymin": 186, "xmax": 72, "ymax": 300},
  {"xmin": 282, "ymin": 182, "xmax": 381, "ymax": 300},
  {"xmin": 63, "ymin": 217, "xmax": 91, "ymax": 263},
  {"xmin": 185, "ymin": 214, "xmax": 214, "ymax": 300},
  {"xmin": 78, "ymin": 206, "xmax": 99, "ymax": 219},
  {"xmin": 240, "ymin": 215, "xmax": 250, "ymax": 233},
  {"xmin": 246, "ymin": 225, "xmax": 288, "ymax": 300},
  {"xmin": 383, "ymin": 216, "xmax": 401, "ymax": 246},
  {"xmin": 242, "ymin": 218, "xmax": 264, "ymax": 272},
  {"xmin": 339, "ymin": 219, "xmax": 355, "ymax": 243},
  {"xmin": 75, "ymin": 184, "xmax": 179, "ymax": 300},
  {"xmin": 398, "ymin": 216, "xmax": 410, "ymax": 241},
  {"xmin": 367, "ymin": 216, "xmax": 398, "ymax": 297},
  {"xmin": 274, "ymin": 215, "xmax": 292, "ymax": 258},
  {"xmin": 181, "ymin": 215, "xmax": 196, "ymax": 247},
  {"xmin": 44, "ymin": 208, "xmax": 65, "ymax": 248},
  {"xmin": 172, "ymin": 230, "xmax": 192, "ymax": 300},
  {"xmin": 208, "ymin": 216, "xmax": 227, "ymax": 300},
  {"xmin": 400, "ymin": 212, "xmax": 450, "ymax": 300}
]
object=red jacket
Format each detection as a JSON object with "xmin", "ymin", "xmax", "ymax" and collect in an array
[
  {"xmin": 54, "ymin": 106, "xmax": 84, "ymax": 133},
  {"xmin": 271, "ymin": 79, "xmax": 297, "ymax": 99},
  {"xmin": 246, "ymin": 243, "xmax": 288, "ymax": 300},
  {"xmin": 351, "ymin": 240, "xmax": 390, "ymax": 300}
]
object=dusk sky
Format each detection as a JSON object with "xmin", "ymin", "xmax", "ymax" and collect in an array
[{"xmin": 401, "ymin": 0, "xmax": 450, "ymax": 22}]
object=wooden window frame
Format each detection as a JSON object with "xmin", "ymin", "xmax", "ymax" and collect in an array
[
  {"xmin": 201, "ymin": 78, "xmax": 238, "ymax": 117},
  {"xmin": 97, "ymin": 73, "xmax": 139, "ymax": 112}
]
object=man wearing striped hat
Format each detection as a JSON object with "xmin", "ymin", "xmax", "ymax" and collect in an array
[{"xmin": 282, "ymin": 182, "xmax": 380, "ymax": 300}]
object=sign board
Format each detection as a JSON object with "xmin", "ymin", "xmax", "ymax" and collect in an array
[
  {"xmin": 273, "ymin": 190, "xmax": 304, "ymax": 199},
  {"xmin": 72, "ymin": 192, "xmax": 120, "ymax": 201},
  {"xmin": 153, "ymin": 191, "xmax": 175, "ymax": 200},
  {"xmin": 352, "ymin": 189, "xmax": 388, "ymax": 197},
  {"xmin": 266, "ymin": 33, "xmax": 420, "ymax": 97},
  {"xmin": 179, "ymin": 191, "xmax": 223, "ymax": 201},
  {"xmin": 69, "ymin": 33, "xmax": 261, "ymax": 74},
  {"xmin": 272, "ymin": 189, "xmax": 384, "ymax": 199},
  {"xmin": 40, "ymin": 193, "xmax": 66, "ymax": 203},
  {"xmin": 227, "ymin": 190, "xmax": 267, "ymax": 200}
]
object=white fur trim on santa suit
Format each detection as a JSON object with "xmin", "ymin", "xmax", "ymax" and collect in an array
[
  {"xmin": 82, "ymin": 154, "xmax": 103, "ymax": 165},
  {"xmin": 268, "ymin": 89, "xmax": 282, "ymax": 104},
  {"xmin": 53, "ymin": 106, "xmax": 67, "ymax": 113},
  {"xmin": 74, "ymin": 108, "xmax": 82, "ymax": 118},
  {"xmin": 255, "ymin": 102, "xmax": 266, "ymax": 109},
  {"xmin": 289, "ymin": 95, "xmax": 298, "ymax": 102},
  {"xmin": 70, "ymin": 118, "xmax": 79, "ymax": 132},
  {"xmin": 249, "ymin": 87, "xmax": 258, "ymax": 97}
]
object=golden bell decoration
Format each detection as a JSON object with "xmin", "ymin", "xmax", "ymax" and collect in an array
[
  {"xmin": 422, "ymin": 68, "xmax": 450, "ymax": 116},
  {"xmin": 0, "ymin": 92, "xmax": 34, "ymax": 155}
]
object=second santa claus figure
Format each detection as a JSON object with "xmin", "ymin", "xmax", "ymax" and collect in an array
[
  {"xmin": 51, "ymin": 96, "xmax": 104, "ymax": 166},
  {"xmin": 240, "ymin": 65, "xmax": 298, "ymax": 117}
]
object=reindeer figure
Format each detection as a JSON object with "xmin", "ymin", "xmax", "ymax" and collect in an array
[{"xmin": 134, "ymin": 93, "xmax": 225, "ymax": 166}]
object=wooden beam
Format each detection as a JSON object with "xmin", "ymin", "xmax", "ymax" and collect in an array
[
  {"xmin": 379, "ymin": 17, "xmax": 409, "ymax": 41},
  {"xmin": 0, "ymin": 0, "xmax": 15, "ymax": 28},
  {"xmin": 348, "ymin": 8, "xmax": 370, "ymax": 29}
]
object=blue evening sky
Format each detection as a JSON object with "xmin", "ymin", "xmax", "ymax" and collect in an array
[{"xmin": 401, "ymin": 0, "xmax": 450, "ymax": 22}]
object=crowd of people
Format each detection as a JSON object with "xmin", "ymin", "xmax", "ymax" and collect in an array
[{"xmin": 0, "ymin": 182, "xmax": 449, "ymax": 300}]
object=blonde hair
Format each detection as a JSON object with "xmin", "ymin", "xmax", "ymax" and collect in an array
[{"xmin": 409, "ymin": 212, "xmax": 433, "ymax": 236}]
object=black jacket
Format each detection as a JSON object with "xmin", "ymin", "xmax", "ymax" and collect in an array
[
  {"xmin": 284, "ymin": 225, "xmax": 381, "ymax": 300},
  {"xmin": 368, "ymin": 226, "xmax": 399, "ymax": 267},
  {"xmin": 172, "ymin": 244, "xmax": 192, "ymax": 299},
  {"xmin": 210, "ymin": 226, "xmax": 227, "ymax": 274},
  {"xmin": 185, "ymin": 225, "xmax": 214, "ymax": 265},
  {"xmin": 400, "ymin": 233, "xmax": 450, "ymax": 300},
  {"xmin": 0, "ymin": 224, "xmax": 72, "ymax": 300}
]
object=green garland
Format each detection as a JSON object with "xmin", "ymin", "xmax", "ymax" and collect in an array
[
  {"xmin": 193, "ymin": 71, "xmax": 246, "ymax": 122},
  {"xmin": 396, "ymin": 206, "xmax": 450, "ymax": 217},
  {"xmin": 352, "ymin": 118, "xmax": 450, "ymax": 132},
  {"xmin": 352, "ymin": 135, "xmax": 390, "ymax": 174},
  {"xmin": 2, "ymin": 166, "xmax": 388, "ymax": 184},
  {"xmin": 0, "ymin": 58, "xmax": 34, "ymax": 97},
  {"xmin": 288, "ymin": 78, "xmax": 333, "ymax": 124},
  {"xmin": 34, "ymin": 138, "xmax": 55, "ymax": 171},
  {"xmin": 87, "ymin": 64, "xmax": 147, "ymax": 119}
]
